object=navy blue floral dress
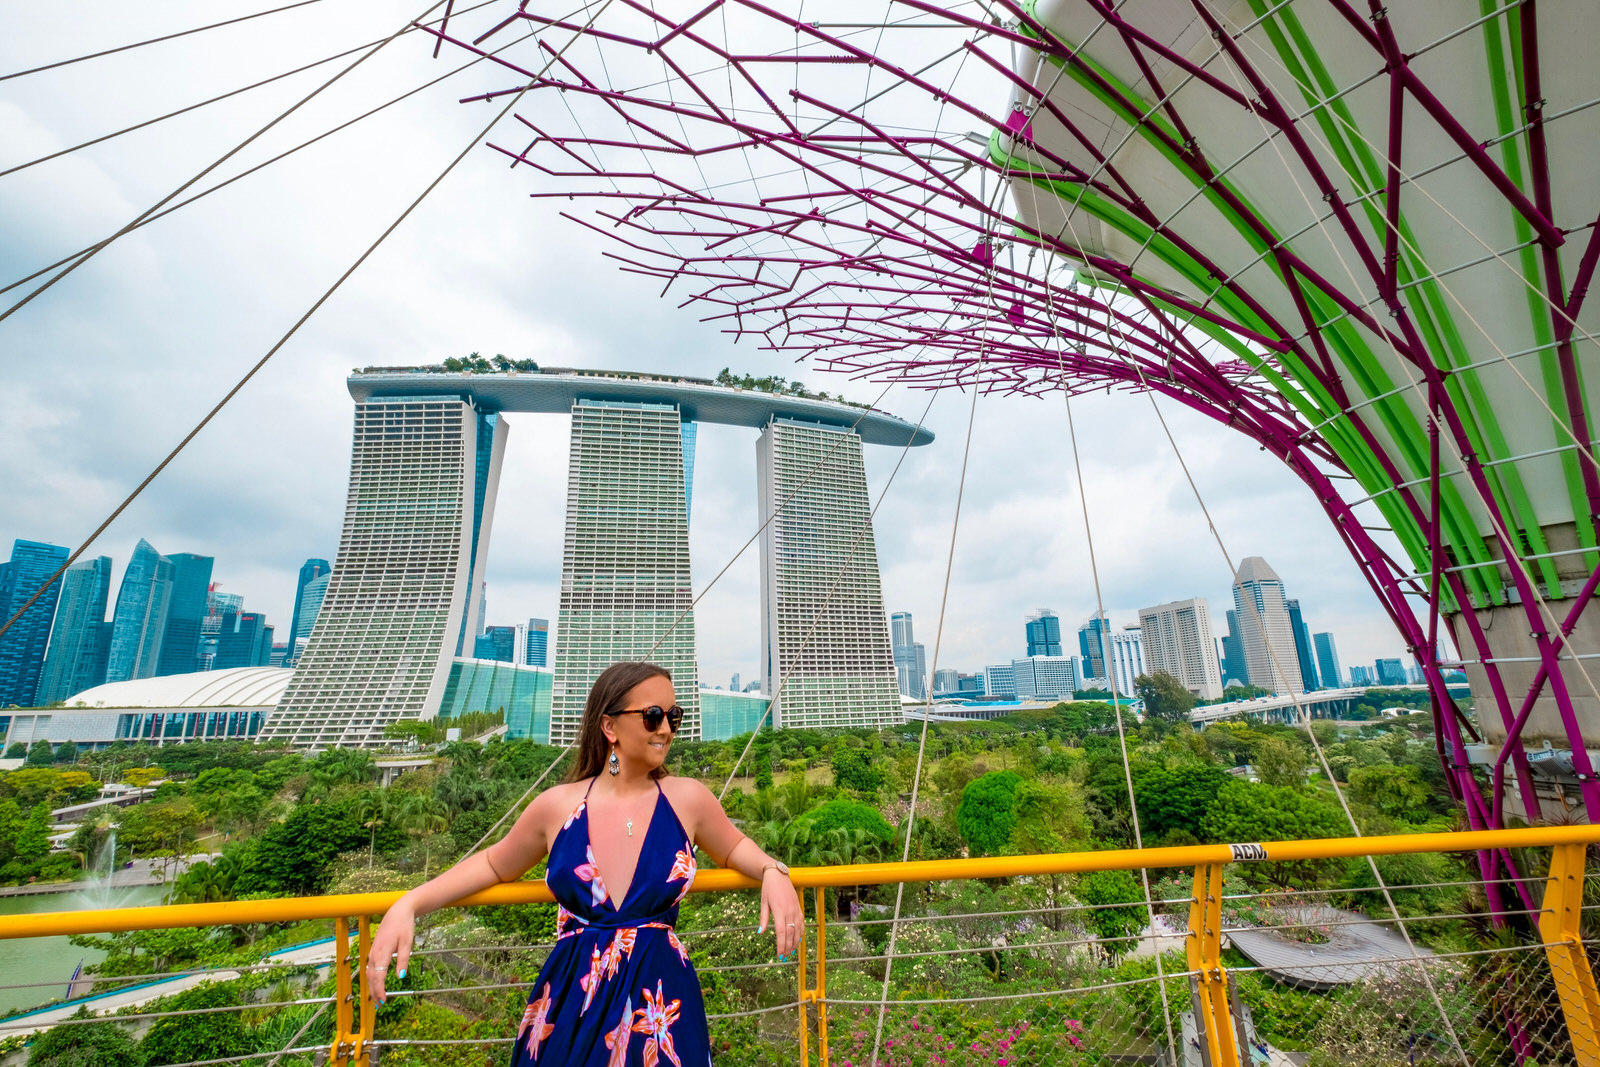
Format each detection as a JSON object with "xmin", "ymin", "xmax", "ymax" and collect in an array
[{"xmin": 511, "ymin": 780, "xmax": 710, "ymax": 1067}]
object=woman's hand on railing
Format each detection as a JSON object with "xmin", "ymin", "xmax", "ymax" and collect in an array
[
  {"xmin": 759, "ymin": 869, "xmax": 804, "ymax": 960},
  {"xmin": 367, "ymin": 901, "xmax": 415, "ymax": 1006}
]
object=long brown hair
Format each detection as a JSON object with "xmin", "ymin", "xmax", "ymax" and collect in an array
[{"xmin": 568, "ymin": 662, "xmax": 674, "ymax": 782}]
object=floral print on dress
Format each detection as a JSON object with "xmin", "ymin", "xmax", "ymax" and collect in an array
[
  {"xmin": 574, "ymin": 845, "xmax": 610, "ymax": 908},
  {"xmin": 518, "ymin": 982, "xmax": 556, "ymax": 1059},
  {"xmin": 631, "ymin": 979, "xmax": 683, "ymax": 1067},
  {"xmin": 666, "ymin": 848, "xmax": 696, "ymax": 903},
  {"xmin": 563, "ymin": 800, "xmax": 587, "ymax": 831},
  {"xmin": 604, "ymin": 995, "xmax": 634, "ymax": 1067},
  {"xmin": 665, "ymin": 928, "xmax": 690, "ymax": 966},
  {"xmin": 580, "ymin": 927, "xmax": 637, "ymax": 1014}
]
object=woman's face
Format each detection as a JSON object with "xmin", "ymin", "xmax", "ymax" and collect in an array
[{"xmin": 602, "ymin": 674, "xmax": 678, "ymax": 772}]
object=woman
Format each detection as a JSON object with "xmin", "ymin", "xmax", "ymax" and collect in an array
[{"xmin": 367, "ymin": 661, "xmax": 804, "ymax": 1065}]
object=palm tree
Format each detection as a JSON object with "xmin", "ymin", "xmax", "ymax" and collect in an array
[
  {"xmin": 395, "ymin": 793, "xmax": 449, "ymax": 876},
  {"xmin": 354, "ymin": 790, "xmax": 400, "ymax": 868}
]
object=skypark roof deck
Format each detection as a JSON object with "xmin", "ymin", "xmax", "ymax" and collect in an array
[{"xmin": 347, "ymin": 366, "xmax": 934, "ymax": 447}]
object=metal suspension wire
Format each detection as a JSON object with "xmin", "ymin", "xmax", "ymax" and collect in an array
[
  {"xmin": 0, "ymin": 0, "xmax": 501, "ymax": 180},
  {"xmin": 0, "ymin": 0, "xmax": 612, "ymax": 650},
  {"xmin": 0, "ymin": 0, "xmax": 455, "ymax": 325},
  {"xmin": 0, "ymin": 0, "xmax": 327, "ymax": 83}
]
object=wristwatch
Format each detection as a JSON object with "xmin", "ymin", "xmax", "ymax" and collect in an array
[{"xmin": 761, "ymin": 861, "xmax": 791, "ymax": 878}]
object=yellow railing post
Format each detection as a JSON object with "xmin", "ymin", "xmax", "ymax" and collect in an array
[
  {"xmin": 1186, "ymin": 863, "xmax": 1241, "ymax": 1067},
  {"xmin": 814, "ymin": 886, "xmax": 829, "ymax": 1067},
  {"xmin": 1540, "ymin": 842, "xmax": 1600, "ymax": 1067},
  {"xmin": 331, "ymin": 917, "xmax": 355, "ymax": 1067},
  {"xmin": 797, "ymin": 890, "xmax": 810, "ymax": 1067},
  {"xmin": 357, "ymin": 916, "xmax": 375, "ymax": 1058}
]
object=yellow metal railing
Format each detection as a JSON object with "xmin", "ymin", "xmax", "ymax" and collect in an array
[{"xmin": 3, "ymin": 824, "xmax": 1599, "ymax": 1067}]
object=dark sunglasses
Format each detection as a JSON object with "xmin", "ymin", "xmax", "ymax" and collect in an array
[{"xmin": 606, "ymin": 704, "xmax": 684, "ymax": 733}]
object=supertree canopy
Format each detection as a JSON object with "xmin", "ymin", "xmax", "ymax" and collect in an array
[{"xmin": 435, "ymin": 1, "xmax": 1600, "ymax": 831}]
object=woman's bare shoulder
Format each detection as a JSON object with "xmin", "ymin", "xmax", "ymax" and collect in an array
[
  {"xmin": 660, "ymin": 775, "xmax": 720, "ymax": 817},
  {"xmin": 530, "ymin": 779, "xmax": 589, "ymax": 818}
]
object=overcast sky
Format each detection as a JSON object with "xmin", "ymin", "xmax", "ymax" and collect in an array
[{"xmin": 0, "ymin": 1, "xmax": 1418, "ymax": 691}]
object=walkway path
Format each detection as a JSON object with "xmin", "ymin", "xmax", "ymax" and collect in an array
[
  {"xmin": 0, "ymin": 936, "xmax": 347, "ymax": 1039},
  {"xmin": 0, "ymin": 856, "xmax": 217, "ymax": 898},
  {"xmin": 1226, "ymin": 906, "xmax": 1434, "ymax": 990}
]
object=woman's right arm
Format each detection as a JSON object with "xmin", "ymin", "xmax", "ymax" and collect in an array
[{"xmin": 366, "ymin": 791, "xmax": 557, "ymax": 1003}]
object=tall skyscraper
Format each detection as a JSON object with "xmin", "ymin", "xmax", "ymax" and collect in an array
[
  {"xmin": 525, "ymin": 618, "xmax": 549, "ymax": 668},
  {"xmin": 35, "ymin": 556, "xmax": 114, "ymax": 705},
  {"xmin": 1219, "ymin": 609, "xmax": 1249, "ymax": 687},
  {"xmin": 1375, "ymin": 658, "xmax": 1407, "ymax": 686},
  {"xmin": 1313, "ymin": 632, "xmax": 1343, "ymax": 689},
  {"xmin": 1350, "ymin": 664, "xmax": 1374, "ymax": 686},
  {"xmin": 291, "ymin": 572, "xmax": 332, "ymax": 663},
  {"xmin": 155, "ymin": 552, "xmax": 214, "ymax": 677},
  {"xmin": 552, "ymin": 401, "xmax": 699, "ymax": 745},
  {"xmin": 1027, "ymin": 610, "xmax": 1063, "ymax": 657},
  {"xmin": 266, "ymin": 396, "xmax": 507, "ymax": 748},
  {"xmin": 1077, "ymin": 611, "xmax": 1109, "ymax": 679},
  {"xmin": 1012, "ymin": 655, "xmax": 1078, "ymax": 699},
  {"xmin": 1137, "ymin": 598, "xmax": 1223, "ymax": 700},
  {"xmin": 106, "ymin": 539, "xmax": 174, "ymax": 683},
  {"xmin": 1108, "ymin": 626, "xmax": 1143, "ymax": 698},
  {"xmin": 1231, "ymin": 557, "xmax": 1304, "ymax": 695},
  {"xmin": 475, "ymin": 625, "xmax": 518, "ymax": 663},
  {"xmin": 983, "ymin": 663, "xmax": 1017, "ymax": 698},
  {"xmin": 890, "ymin": 612, "xmax": 926, "ymax": 700},
  {"xmin": 1285, "ymin": 598, "xmax": 1318, "ymax": 692},
  {"xmin": 214, "ymin": 611, "xmax": 274, "ymax": 669},
  {"xmin": 932, "ymin": 667, "xmax": 959, "ymax": 695},
  {"xmin": 758, "ymin": 418, "xmax": 899, "ymax": 730},
  {"xmin": 287, "ymin": 558, "xmax": 331, "ymax": 661},
  {"xmin": 0, "ymin": 540, "xmax": 71, "ymax": 706}
]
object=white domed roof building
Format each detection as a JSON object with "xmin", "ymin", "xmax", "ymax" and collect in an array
[{"xmin": 4, "ymin": 667, "xmax": 292, "ymax": 750}]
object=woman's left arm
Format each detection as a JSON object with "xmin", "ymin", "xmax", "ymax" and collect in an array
[{"xmin": 674, "ymin": 780, "xmax": 804, "ymax": 959}]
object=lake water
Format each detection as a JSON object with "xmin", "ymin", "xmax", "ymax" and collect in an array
[{"xmin": 0, "ymin": 885, "xmax": 164, "ymax": 1018}]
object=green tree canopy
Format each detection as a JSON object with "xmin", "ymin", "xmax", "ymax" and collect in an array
[
  {"xmin": 1252, "ymin": 737, "xmax": 1309, "ymax": 788},
  {"xmin": 25, "ymin": 739, "xmax": 53, "ymax": 766},
  {"xmin": 956, "ymin": 770, "xmax": 1023, "ymax": 857},
  {"xmin": 1135, "ymin": 672, "xmax": 1195, "ymax": 725},
  {"xmin": 1076, "ymin": 869, "xmax": 1145, "ymax": 961},
  {"xmin": 803, "ymin": 798, "xmax": 894, "ymax": 845},
  {"xmin": 1133, "ymin": 765, "xmax": 1232, "ymax": 841},
  {"xmin": 52, "ymin": 741, "xmax": 78, "ymax": 765},
  {"xmin": 234, "ymin": 796, "xmax": 390, "ymax": 895},
  {"xmin": 139, "ymin": 983, "xmax": 255, "ymax": 1066},
  {"xmin": 26, "ymin": 1019, "xmax": 142, "ymax": 1067},
  {"xmin": 1348, "ymin": 764, "xmax": 1430, "ymax": 821},
  {"xmin": 1202, "ymin": 781, "xmax": 1350, "ymax": 888},
  {"xmin": 830, "ymin": 745, "xmax": 883, "ymax": 793}
]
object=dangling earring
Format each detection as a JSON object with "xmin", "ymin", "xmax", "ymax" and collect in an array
[{"xmin": 608, "ymin": 745, "xmax": 621, "ymax": 776}]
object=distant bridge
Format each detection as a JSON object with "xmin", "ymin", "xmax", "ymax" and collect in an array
[{"xmin": 1189, "ymin": 685, "xmax": 1466, "ymax": 725}]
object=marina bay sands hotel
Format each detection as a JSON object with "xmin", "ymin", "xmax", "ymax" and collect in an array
[{"xmin": 260, "ymin": 367, "xmax": 933, "ymax": 749}]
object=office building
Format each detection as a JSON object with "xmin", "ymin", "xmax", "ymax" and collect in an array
[
  {"xmin": 198, "ymin": 585, "xmax": 244, "ymax": 671},
  {"xmin": 154, "ymin": 553, "xmax": 214, "ymax": 677},
  {"xmin": 214, "ymin": 611, "xmax": 274, "ymax": 670},
  {"xmin": 1285, "ymin": 598, "xmax": 1318, "ymax": 692},
  {"xmin": 729, "ymin": 672, "xmax": 740, "ymax": 693},
  {"xmin": 1313, "ymin": 632, "xmax": 1343, "ymax": 689},
  {"xmin": 932, "ymin": 668, "xmax": 960, "ymax": 695},
  {"xmin": 291, "ymin": 572, "xmax": 331, "ymax": 664},
  {"xmin": 550, "ymin": 400, "xmax": 699, "ymax": 745},
  {"xmin": 475, "ymin": 625, "xmax": 519, "ymax": 663},
  {"xmin": 1077, "ymin": 611, "xmax": 1109, "ymax": 679},
  {"xmin": 700, "ymin": 688, "xmax": 772, "ymax": 740},
  {"xmin": 522, "ymin": 618, "xmax": 548, "ymax": 668},
  {"xmin": 1220, "ymin": 609, "xmax": 1249, "ymax": 687},
  {"xmin": 890, "ymin": 612, "xmax": 926, "ymax": 700},
  {"xmin": 1012, "ymin": 655, "xmax": 1078, "ymax": 699},
  {"xmin": 34, "ymin": 557, "xmax": 114, "ymax": 706},
  {"xmin": 265, "ymin": 396, "xmax": 507, "ymax": 748},
  {"xmin": 0, "ymin": 540, "xmax": 71, "ymax": 707},
  {"xmin": 1231, "ymin": 557, "xmax": 1304, "ymax": 694},
  {"xmin": 438, "ymin": 660, "xmax": 552, "ymax": 741},
  {"xmin": 759, "ymin": 418, "xmax": 900, "ymax": 731},
  {"xmin": 1137, "ymin": 597, "xmax": 1223, "ymax": 701},
  {"xmin": 957, "ymin": 673, "xmax": 983, "ymax": 694},
  {"xmin": 106, "ymin": 539, "xmax": 174, "ymax": 683},
  {"xmin": 286, "ymin": 559, "xmax": 331, "ymax": 664},
  {"xmin": 1375, "ymin": 658, "xmax": 1407, "ymax": 686},
  {"xmin": 1108, "ymin": 626, "xmax": 1143, "ymax": 698},
  {"xmin": 1027, "ymin": 610, "xmax": 1063, "ymax": 657},
  {"xmin": 984, "ymin": 663, "xmax": 1017, "ymax": 698},
  {"xmin": 1350, "ymin": 664, "xmax": 1374, "ymax": 686}
]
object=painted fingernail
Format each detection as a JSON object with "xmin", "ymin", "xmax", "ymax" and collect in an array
[{"xmin": 398, "ymin": 969, "xmax": 407, "ymax": 979}]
